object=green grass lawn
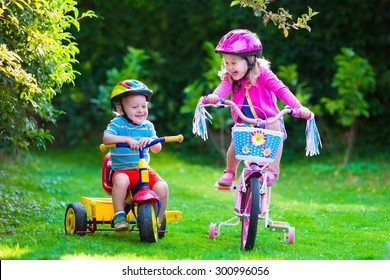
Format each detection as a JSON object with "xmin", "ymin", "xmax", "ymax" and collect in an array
[{"xmin": 0, "ymin": 146, "xmax": 389, "ymax": 260}]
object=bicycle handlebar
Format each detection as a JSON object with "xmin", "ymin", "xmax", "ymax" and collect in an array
[
  {"xmin": 200, "ymin": 96, "xmax": 314, "ymax": 125},
  {"xmin": 99, "ymin": 134, "xmax": 184, "ymax": 153},
  {"xmin": 193, "ymin": 96, "xmax": 321, "ymax": 156}
]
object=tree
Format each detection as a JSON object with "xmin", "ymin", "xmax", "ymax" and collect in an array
[
  {"xmin": 321, "ymin": 48, "xmax": 375, "ymax": 167},
  {"xmin": 0, "ymin": 0, "xmax": 95, "ymax": 152}
]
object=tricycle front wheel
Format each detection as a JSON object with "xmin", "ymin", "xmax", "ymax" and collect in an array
[{"xmin": 137, "ymin": 202, "xmax": 158, "ymax": 243}]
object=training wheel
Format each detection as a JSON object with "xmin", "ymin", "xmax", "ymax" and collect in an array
[
  {"xmin": 209, "ymin": 223, "xmax": 218, "ymax": 239},
  {"xmin": 286, "ymin": 226, "xmax": 295, "ymax": 244}
]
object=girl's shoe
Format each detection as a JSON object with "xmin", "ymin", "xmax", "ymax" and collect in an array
[
  {"xmin": 216, "ymin": 169, "xmax": 236, "ymax": 187},
  {"xmin": 113, "ymin": 212, "xmax": 129, "ymax": 231},
  {"xmin": 260, "ymin": 168, "xmax": 279, "ymax": 187}
]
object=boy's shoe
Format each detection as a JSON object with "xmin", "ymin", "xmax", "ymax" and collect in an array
[
  {"xmin": 158, "ymin": 214, "xmax": 167, "ymax": 238},
  {"xmin": 113, "ymin": 212, "xmax": 129, "ymax": 231}
]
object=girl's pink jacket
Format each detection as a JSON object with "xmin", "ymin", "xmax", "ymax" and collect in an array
[{"xmin": 213, "ymin": 67, "xmax": 303, "ymax": 122}]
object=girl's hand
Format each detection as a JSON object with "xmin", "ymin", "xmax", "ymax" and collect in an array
[
  {"xmin": 206, "ymin": 93, "xmax": 220, "ymax": 104},
  {"xmin": 298, "ymin": 106, "xmax": 311, "ymax": 119}
]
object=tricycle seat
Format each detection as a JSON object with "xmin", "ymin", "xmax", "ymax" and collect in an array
[{"xmin": 102, "ymin": 153, "xmax": 114, "ymax": 196}]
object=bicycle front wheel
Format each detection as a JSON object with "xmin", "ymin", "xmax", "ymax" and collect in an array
[{"xmin": 241, "ymin": 176, "xmax": 260, "ymax": 250}]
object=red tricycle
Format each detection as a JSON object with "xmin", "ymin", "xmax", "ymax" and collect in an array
[{"xmin": 64, "ymin": 135, "xmax": 184, "ymax": 243}]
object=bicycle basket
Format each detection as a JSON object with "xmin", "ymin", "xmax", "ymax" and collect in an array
[{"xmin": 232, "ymin": 127, "xmax": 284, "ymax": 163}]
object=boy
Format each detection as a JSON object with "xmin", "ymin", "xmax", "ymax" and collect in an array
[{"xmin": 103, "ymin": 79, "xmax": 168, "ymax": 231}]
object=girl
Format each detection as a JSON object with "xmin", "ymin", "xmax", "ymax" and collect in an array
[{"xmin": 207, "ymin": 29, "xmax": 311, "ymax": 188}]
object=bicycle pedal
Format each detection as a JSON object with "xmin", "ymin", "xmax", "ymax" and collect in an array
[
  {"xmin": 270, "ymin": 221, "xmax": 289, "ymax": 228},
  {"xmin": 214, "ymin": 184, "xmax": 236, "ymax": 192}
]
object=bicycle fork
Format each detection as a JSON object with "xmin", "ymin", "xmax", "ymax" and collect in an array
[{"xmin": 234, "ymin": 163, "xmax": 268, "ymax": 215}]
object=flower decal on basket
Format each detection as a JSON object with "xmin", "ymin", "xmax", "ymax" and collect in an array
[
  {"xmin": 241, "ymin": 145, "xmax": 250, "ymax": 155},
  {"xmin": 262, "ymin": 147, "xmax": 272, "ymax": 158},
  {"xmin": 250, "ymin": 130, "xmax": 267, "ymax": 146}
]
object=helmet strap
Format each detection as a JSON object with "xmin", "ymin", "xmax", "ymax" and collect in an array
[
  {"xmin": 232, "ymin": 80, "xmax": 242, "ymax": 94},
  {"xmin": 119, "ymin": 100, "xmax": 132, "ymax": 123},
  {"xmin": 243, "ymin": 56, "xmax": 256, "ymax": 78}
]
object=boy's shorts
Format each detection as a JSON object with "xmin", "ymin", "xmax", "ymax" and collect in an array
[{"xmin": 111, "ymin": 168, "xmax": 164, "ymax": 190}]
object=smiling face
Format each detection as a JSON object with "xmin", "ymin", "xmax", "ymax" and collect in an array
[
  {"xmin": 116, "ymin": 94, "xmax": 148, "ymax": 124},
  {"xmin": 223, "ymin": 54, "xmax": 248, "ymax": 81}
]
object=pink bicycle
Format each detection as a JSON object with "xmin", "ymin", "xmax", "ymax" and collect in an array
[{"xmin": 193, "ymin": 97, "xmax": 321, "ymax": 250}]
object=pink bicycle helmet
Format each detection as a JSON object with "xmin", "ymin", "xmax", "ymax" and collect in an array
[{"xmin": 215, "ymin": 29, "xmax": 262, "ymax": 57}]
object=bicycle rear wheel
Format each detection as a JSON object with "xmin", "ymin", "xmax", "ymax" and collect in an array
[{"xmin": 241, "ymin": 176, "xmax": 260, "ymax": 250}]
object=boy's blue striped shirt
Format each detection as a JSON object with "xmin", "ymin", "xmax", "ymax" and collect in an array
[{"xmin": 104, "ymin": 115, "xmax": 157, "ymax": 170}]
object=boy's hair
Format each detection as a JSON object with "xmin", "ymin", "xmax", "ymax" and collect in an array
[
  {"xmin": 218, "ymin": 56, "xmax": 271, "ymax": 87},
  {"xmin": 112, "ymin": 100, "xmax": 121, "ymax": 115}
]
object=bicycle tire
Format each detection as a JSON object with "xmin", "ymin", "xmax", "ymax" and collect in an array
[
  {"xmin": 137, "ymin": 202, "xmax": 158, "ymax": 243},
  {"xmin": 241, "ymin": 176, "xmax": 260, "ymax": 250}
]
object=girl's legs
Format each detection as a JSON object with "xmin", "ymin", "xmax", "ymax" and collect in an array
[
  {"xmin": 217, "ymin": 142, "xmax": 240, "ymax": 186},
  {"xmin": 264, "ymin": 121, "xmax": 283, "ymax": 186}
]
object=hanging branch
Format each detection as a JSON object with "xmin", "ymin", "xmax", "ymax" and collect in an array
[{"xmin": 231, "ymin": 0, "xmax": 319, "ymax": 37}]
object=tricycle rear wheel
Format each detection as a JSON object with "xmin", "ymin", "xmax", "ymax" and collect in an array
[
  {"xmin": 64, "ymin": 202, "xmax": 87, "ymax": 235},
  {"xmin": 137, "ymin": 202, "xmax": 158, "ymax": 243}
]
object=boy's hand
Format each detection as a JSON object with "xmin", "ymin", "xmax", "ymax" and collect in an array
[
  {"xmin": 138, "ymin": 137, "xmax": 152, "ymax": 149},
  {"xmin": 126, "ymin": 137, "xmax": 141, "ymax": 150}
]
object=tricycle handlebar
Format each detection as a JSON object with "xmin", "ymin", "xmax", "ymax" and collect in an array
[{"xmin": 99, "ymin": 134, "xmax": 184, "ymax": 153}]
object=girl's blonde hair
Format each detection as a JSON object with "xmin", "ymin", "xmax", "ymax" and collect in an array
[{"xmin": 218, "ymin": 56, "xmax": 271, "ymax": 87}]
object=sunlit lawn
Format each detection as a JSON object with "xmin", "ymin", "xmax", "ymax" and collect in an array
[{"xmin": 0, "ymin": 145, "xmax": 389, "ymax": 260}]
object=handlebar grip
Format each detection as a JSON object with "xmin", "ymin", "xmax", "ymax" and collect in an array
[
  {"xmin": 291, "ymin": 109, "xmax": 300, "ymax": 118},
  {"xmin": 201, "ymin": 95, "xmax": 225, "ymax": 105},
  {"xmin": 99, "ymin": 143, "xmax": 116, "ymax": 152},
  {"xmin": 164, "ymin": 134, "xmax": 184, "ymax": 143},
  {"xmin": 201, "ymin": 96, "xmax": 209, "ymax": 105},
  {"xmin": 290, "ymin": 107, "xmax": 314, "ymax": 120},
  {"xmin": 307, "ymin": 112, "xmax": 315, "ymax": 120}
]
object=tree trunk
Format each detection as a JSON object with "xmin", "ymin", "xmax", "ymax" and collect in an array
[{"xmin": 341, "ymin": 119, "xmax": 357, "ymax": 168}]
